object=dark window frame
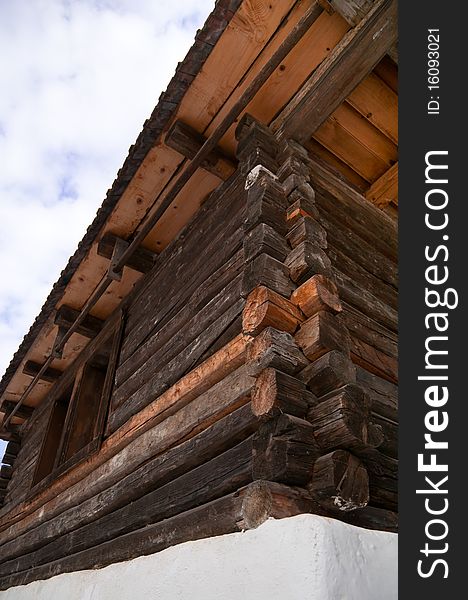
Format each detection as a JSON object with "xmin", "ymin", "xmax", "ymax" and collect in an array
[{"xmin": 31, "ymin": 310, "xmax": 125, "ymax": 492}]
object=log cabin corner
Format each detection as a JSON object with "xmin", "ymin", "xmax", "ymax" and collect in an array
[{"xmin": 0, "ymin": 0, "xmax": 398, "ymax": 594}]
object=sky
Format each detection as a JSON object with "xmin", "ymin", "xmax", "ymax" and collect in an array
[{"xmin": 0, "ymin": 0, "xmax": 214, "ymax": 459}]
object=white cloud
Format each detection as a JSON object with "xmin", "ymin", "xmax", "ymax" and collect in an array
[{"xmin": 0, "ymin": 0, "xmax": 215, "ymax": 386}]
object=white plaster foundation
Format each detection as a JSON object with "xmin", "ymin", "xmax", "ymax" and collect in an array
[{"xmin": 0, "ymin": 514, "xmax": 397, "ymax": 600}]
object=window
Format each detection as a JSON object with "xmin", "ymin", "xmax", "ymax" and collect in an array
[{"xmin": 32, "ymin": 314, "xmax": 124, "ymax": 487}]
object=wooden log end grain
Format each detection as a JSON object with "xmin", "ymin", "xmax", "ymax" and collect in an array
[
  {"xmin": 291, "ymin": 274, "xmax": 342, "ymax": 318},
  {"xmin": 246, "ymin": 326, "xmax": 309, "ymax": 376},
  {"xmin": 298, "ymin": 350, "xmax": 356, "ymax": 396},
  {"xmin": 309, "ymin": 450, "xmax": 369, "ymax": 512},
  {"xmin": 295, "ymin": 311, "xmax": 350, "ymax": 362},
  {"xmin": 242, "ymin": 286, "xmax": 302, "ymax": 336},
  {"xmin": 251, "ymin": 368, "xmax": 309, "ymax": 419}
]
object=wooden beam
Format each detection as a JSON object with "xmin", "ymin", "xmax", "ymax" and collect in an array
[
  {"xmin": 0, "ymin": 465, "xmax": 13, "ymax": 480},
  {"xmin": 322, "ymin": 0, "xmax": 376, "ymax": 26},
  {"xmin": 2, "ymin": 401, "xmax": 34, "ymax": 421},
  {"xmin": 309, "ymin": 449, "xmax": 369, "ymax": 511},
  {"xmin": 322, "ymin": 1, "xmax": 398, "ymax": 66},
  {"xmin": 366, "ymin": 162, "xmax": 398, "ymax": 207},
  {"xmin": 0, "ymin": 426, "xmax": 21, "ymax": 443},
  {"xmin": 273, "ymin": 0, "xmax": 397, "ymax": 144},
  {"xmin": 22, "ymin": 360, "xmax": 62, "ymax": 384},
  {"xmin": 97, "ymin": 233, "xmax": 157, "ymax": 274},
  {"xmin": 387, "ymin": 43, "xmax": 398, "ymax": 65},
  {"xmin": 54, "ymin": 306, "xmax": 104, "ymax": 340},
  {"xmin": 242, "ymin": 286, "xmax": 303, "ymax": 336},
  {"xmin": 291, "ymin": 275, "xmax": 342, "ymax": 318},
  {"xmin": 165, "ymin": 119, "xmax": 236, "ymax": 180}
]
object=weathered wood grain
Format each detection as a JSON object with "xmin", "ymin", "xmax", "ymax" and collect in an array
[
  {"xmin": 274, "ymin": 0, "xmax": 398, "ymax": 142},
  {"xmin": 298, "ymin": 350, "xmax": 356, "ymax": 396},
  {"xmin": 291, "ymin": 274, "xmax": 341, "ymax": 318},
  {"xmin": 0, "ymin": 405, "xmax": 258, "ymax": 565},
  {"xmin": 251, "ymin": 368, "xmax": 311, "ymax": 418},
  {"xmin": 253, "ymin": 414, "xmax": 319, "ymax": 485},
  {"xmin": 246, "ymin": 327, "xmax": 309, "ymax": 376},
  {"xmin": 242, "ymin": 285, "xmax": 303, "ymax": 336},
  {"xmin": 309, "ymin": 449, "xmax": 369, "ymax": 511},
  {"xmin": 295, "ymin": 311, "xmax": 351, "ymax": 362},
  {"xmin": 0, "ymin": 481, "xmax": 317, "ymax": 590}
]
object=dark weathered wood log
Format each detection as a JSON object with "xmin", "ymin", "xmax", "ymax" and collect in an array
[
  {"xmin": 333, "ymin": 269, "xmax": 398, "ymax": 332},
  {"xmin": 164, "ymin": 119, "xmax": 236, "ymax": 180},
  {"xmin": 369, "ymin": 475, "xmax": 398, "ymax": 511},
  {"xmin": 343, "ymin": 505, "xmax": 398, "ymax": 532},
  {"xmin": 291, "ymin": 275, "xmax": 341, "ymax": 318},
  {"xmin": 0, "ymin": 482, "xmax": 316, "ymax": 590},
  {"xmin": 341, "ymin": 305, "xmax": 397, "ymax": 358},
  {"xmin": 311, "ymin": 161, "xmax": 397, "ymax": 260},
  {"xmin": 242, "ymin": 286, "xmax": 302, "ymax": 336},
  {"xmin": 113, "ymin": 272, "xmax": 243, "ymax": 405},
  {"xmin": 244, "ymin": 176, "xmax": 287, "ymax": 236},
  {"xmin": 356, "ymin": 366, "xmax": 397, "ymax": 422},
  {"xmin": 97, "ymin": 233, "xmax": 157, "ymax": 274},
  {"xmin": 120, "ymin": 172, "xmax": 245, "ymax": 361},
  {"xmin": 22, "ymin": 361, "xmax": 62, "ymax": 384},
  {"xmin": 274, "ymin": 0, "xmax": 398, "ymax": 143},
  {"xmin": 327, "ymin": 246, "xmax": 397, "ymax": 314},
  {"xmin": 308, "ymin": 384, "xmax": 383, "ymax": 453},
  {"xmin": 0, "ymin": 439, "xmax": 255, "ymax": 578},
  {"xmin": 251, "ymin": 369, "xmax": 311, "ymax": 418},
  {"xmin": 349, "ymin": 335, "xmax": 398, "ymax": 383},
  {"xmin": 196, "ymin": 316, "xmax": 243, "ymax": 367},
  {"xmin": 372, "ymin": 414, "xmax": 397, "ymax": 459},
  {"xmin": 120, "ymin": 229, "xmax": 243, "ymax": 369},
  {"xmin": 108, "ymin": 302, "xmax": 245, "ymax": 434},
  {"xmin": 285, "ymin": 241, "xmax": 332, "ymax": 284},
  {"xmin": 298, "ymin": 350, "xmax": 356, "ymax": 396},
  {"xmin": 253, "ymin": 414, "xmax": 319, "ymax": 485},
  {"xmin": 317, "ymin": 196, "xmax": 397, "ymax": 287},
  {"xmin": 309, "ymin": 449, "xmax": 369, "ymax": 512},
  {"xmin": 242, "ymin": 254, "xmax": 294, "ymax": 299},
  {"xmin": 235, "ymin": 115, "xmax": 279, "ymax": 174},
  {"xmin": 116, "ymin": 247, "xmax": 243, "ymax": 387},
  {"xmin": 1, "ymin": 453, "xmax": 17, "ymax": 467},
  {"xmin": 54, "ymin": 305, "xmax": 104, "ymax": 339},
  {"xmin": 110, "ymin": 294, "xmax": 245, "ymax": 425},
  {"xmin": 286, "ymin": 216, "xmax": 327, "ymax": 249},
  {"xmin": 0, "ymin": 404, "xmax": 259, "ymax": 566},
  {"xmin": 0, "ymin": 358, "xmax": 254, "ymax": 548},
  {"xmin": 1, "ymin": 401, "xmax": 34, "ymax": 421},
  {"xmin": 0, "ymin": 478, "xmax": 10, "ymax": 491},
  {"xmin": 246, "ymin": 327, "xmax": 309, "ymax": 376},
  {"xmin": 0, "ymin": 426, "xmax": 21, "ymax": 443},
  {"xmin": 244, "ymin": 223, "xmax": 290, "ymax": 263},
  {"xmin": 324, "ymin": 225, "xmax": 398, "ymax": 293},
  {"xmin": 0, "ymin": 465, "xmax": 13, "ymax": 480},
  {"xmin": 286, "ymin": 195, "xmax": 319, "ymax": 227},
  {"xmin": 295, "ymin": 311, "xmax": 350, "ymax": 362}
]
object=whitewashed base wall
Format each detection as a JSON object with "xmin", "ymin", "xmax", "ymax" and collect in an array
[{"xmin": 0, "ymin": 514, "xmax": 398, "ymax": 600}]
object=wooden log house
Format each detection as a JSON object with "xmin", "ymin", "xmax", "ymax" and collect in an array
[{"xmin": 0, "ymin": 0, "xmax": 398, "ymax": 590}]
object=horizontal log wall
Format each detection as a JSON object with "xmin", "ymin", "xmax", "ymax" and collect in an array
[
  {"xmin": 1, "ymin": 396, "xmax": 53, "ymax": 509},
  {"xmin": 108, "ymin": 170, "xmax": 248, "ymax": 434},
  {"xmin": 0, "ymin": 121, "xmax": 398, "ymax": 590}
]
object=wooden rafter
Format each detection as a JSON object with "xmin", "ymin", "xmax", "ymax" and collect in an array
[
  {"xmin": 366, "ymin": 162, "xmax": 398, "ymax": 208},
  {"xmin": 272, "ymin": 0, "xmax": 397, "ymax": 144},
  {"xmin": 22, "ymin": 361, "xmax": 62, "ymax": 384},
  {"xmin": 164, "ymin": 120, "xmax": 236, "ymax": 181}
]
